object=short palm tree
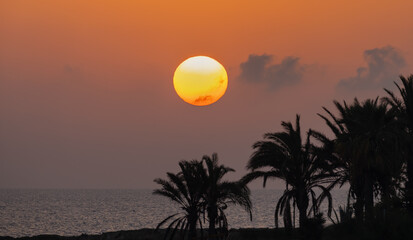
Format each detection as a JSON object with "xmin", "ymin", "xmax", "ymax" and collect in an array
[
  {"xmin": 242, "ymin": 115, "xmax": 335, "ymax": 228},
  {"xmin": 384, "ymin": 74, "xmax": 413, "ymax": 215},
  {"xmin": 201, "ymin": 153, "xmax": 252, "ymax": 240},
  {"xmin": 153, "ymin": 160, "xmax": 206, "ymax": 240}
]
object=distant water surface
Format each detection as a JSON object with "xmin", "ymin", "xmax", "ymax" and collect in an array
[{"xmin": 0, "ymin": 189, "xmax": 347, "ymax": 237}]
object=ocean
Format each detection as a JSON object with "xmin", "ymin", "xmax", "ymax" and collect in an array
[{"xmin": 0, "ymin": 189, "xmax": 348, "ymax": 237}]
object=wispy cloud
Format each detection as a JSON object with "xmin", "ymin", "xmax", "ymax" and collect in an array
[
  {"xmin": 337, "ymin": 46, "xmax": 406, "ymax": 92},
  {"xmin": 238, "ymin": 54, "xmax": 305, "ymax": 90}
]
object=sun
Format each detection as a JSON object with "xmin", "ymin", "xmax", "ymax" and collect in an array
[{"xmin": 173, "ymin": 56, "xmax": 228, "ymax": 106}]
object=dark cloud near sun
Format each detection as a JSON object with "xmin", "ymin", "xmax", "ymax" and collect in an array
[
  {"xmin": 337, "ymin": 46, "xmax": 406, "ymax": 92},
  {"xmin": 238, "ymin": 54, "xmax": 305, "ymax": 90}
]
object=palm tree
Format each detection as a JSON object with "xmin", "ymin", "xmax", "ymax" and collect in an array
[
  {"xmin": 384, "ymin": 75, "xmax": 413, "ymax": 216},
  {"xmin": 201, "ymin": 153, "xmax": 252, "ymax": 240},
  {"xmin": 242, "ymin": 115, "xmax": 335, "ymax": 228},
  {"xmin": 153, "ymin": 160, "xmax": 206, "ymax": 240},
  {"xmin": 316, "ymin": 102, "xmax": 358, "ymax": 219},
  {"xmin": 319, "ymin": 98, "xmax": 403, "ymax": 222}
]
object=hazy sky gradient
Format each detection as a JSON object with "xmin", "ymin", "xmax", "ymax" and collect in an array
[{"xmin": 1, "ymin": 0, "xmax": 412, "ymax": 189}]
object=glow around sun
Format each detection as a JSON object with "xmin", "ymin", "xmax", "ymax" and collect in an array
[{"xmin": 173, "ymin": 56, "xmax": 228, "ymax": 106}]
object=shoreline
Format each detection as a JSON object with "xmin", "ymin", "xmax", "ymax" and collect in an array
[
  {"xmin": 0, "ymin": 228, "xmax": 299, "ymax": 240},
  {"xmin": 2, "ymin": 223, "xmax": 412, "ymax": 240}
]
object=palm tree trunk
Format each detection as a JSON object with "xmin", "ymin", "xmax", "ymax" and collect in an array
[
  {"xmin": 354, "ymin": 192, "xmax": 364, "ymax": 223},
  {"xmin": 297, "ymin": 190, "xmax": 309, "ymax": 228},
  {"xmin": 298, "ymin": 205, "xmax": 307, "ymax": 228},
  {"xmin": 293, "ymin": 203, "xmax": 296, "ymax": 228},
  {"xmin": 283, "ymin": 202, "xmax": 292, "ymax": 234},
  {"xmin": 354, "ymin": 199, "xmax": 364, "ymax": 222},
  {"xmin": 188, "ymin": 210, "xmax": 198, "ymax": 240},
  {"xmin": 364, "ymin": 175, "xmax": 374, "ymax": 222},
  {"xmin": 381, "ymin": 182, "xmax": 390, "ymax": 222},
  {"xmin": 208, "ymin": 204, "xmax": 218, "ymax": 240},
  {"xmin": 353, "ymin": 177, "xmax": 365, "ymax": 223},
  {"xmin": 407, "ymin": 150, "xmax": 413, "ymax": 217}
]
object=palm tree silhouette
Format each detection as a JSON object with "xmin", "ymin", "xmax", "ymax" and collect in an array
[
  {"xmin": 319, "ymin": 98, "xmax": 403, "ymax": 222},
  {"xmin": 242, "ymin": 115, "xmax": 335, "ymax": 228},
  {"xmin": 384, "ymin": 75, "xmax": 413, "ymax": 216},
  {"xmin": 201, "ymin": 153, "xmax": 252, "ymax": 240},
  {"xmin": 154, "ymin": 155, "xmax": 252, "ymax": 240},
  {"xmin": 153, "ymin": 160, "xmax": 206, "ymax": 240}
]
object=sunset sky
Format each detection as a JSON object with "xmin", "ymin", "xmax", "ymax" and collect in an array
[{"xmin": 1, "ymin": 0, "xmax": 412, "ymax": 189}]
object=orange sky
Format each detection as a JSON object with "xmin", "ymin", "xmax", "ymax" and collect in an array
[{"xmin": 1, "ymin": 0, "xmax": 412, "ymax": 188}]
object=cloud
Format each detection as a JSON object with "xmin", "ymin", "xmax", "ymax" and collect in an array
[
  {"xmin": 337, "ymin": 46, "xmax": 406, "ymax": 91},
  {"xmin": 239, "ymin": 54, "xmax": 305, "ymax": 90}
]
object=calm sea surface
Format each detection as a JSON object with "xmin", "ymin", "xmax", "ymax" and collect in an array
[{"xmin": 0, "ymin": 189, "xmax": 347, "ymax": 237}]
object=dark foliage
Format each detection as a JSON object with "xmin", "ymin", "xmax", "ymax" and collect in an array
[
  {"xmin": 318, "ymin": 98, "xmax": 404, "ymax": 223},
  {"xmin": 201, "ymin": 153, "xmax": 252, "ymax": 240},
  {"xmin": 153, "ymin": 160, "xmax": 206, "ymax": 240},
  {"xmin": 242, "ymin": 115, "xmax": 336, "ymax": 228},
  {"xmin": 154, "ymin": 154, "xmax": 252, "ymax": 240},
  {"xmin": 153, "ymin": 74, "xmax": 413, "ymax": 240},
  {"xmin": 300, "ymin": 213, "xmax": 325, "ymax": 240},
  {"xmin": 384, "ymin": 75, "xmax": 413, "ymax": 216}
]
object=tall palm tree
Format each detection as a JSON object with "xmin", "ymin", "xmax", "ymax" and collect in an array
[
  {"xmin": 153, "ymin": 160, "xmax": 206, "ymax": 240},
  {"xmin": 319, "ymin": 98, "xmax": 403, "ymax": 222},
  {"xmin": 242, "ymin": 115, "xmax": 335, "ymax": 228},
  {"xmin": 384, "ymin": 75, "xmax": 413, "ymax": 215},
  {"xmin": 201, "ymin": 153, "xmax": 252, "ymax": 240}
]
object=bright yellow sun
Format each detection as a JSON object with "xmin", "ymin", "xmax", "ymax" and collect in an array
[{"xmin": 173, "ymin": 56, "xmax": 228, "ymax": 106}]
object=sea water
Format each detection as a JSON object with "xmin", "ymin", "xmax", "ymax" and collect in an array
[{"xmin": 0, "ymin": 189, "xmax": 348, "ymax": 237}]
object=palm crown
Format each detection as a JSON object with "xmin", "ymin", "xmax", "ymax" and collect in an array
[
  {"xmin": 243, "ymin": 115, "xmax": 335, "ymax": 228},
  {"xmin": 318, "ymin": 98, "xmax": 403, "ymax": 222},
  {"xmin": 154, "ymin": 154, "xmax": 252, "ymax": 240},
  {"xmin": 153, "ymin": 160, "xmax": 205, "ymax": 240},
  {"xmin": 202, "ymin": 154, "xmax": 252, "ymax": 239}
]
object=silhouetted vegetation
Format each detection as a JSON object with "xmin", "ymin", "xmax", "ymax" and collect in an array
[
  {"xmin": 153, "ymin": 75, "xmax": 413, "ymax": 240},
  {"xmin": 318, "ymin": 97, "xmax": 404, "ymax": 223},
  {"xmin": 153, "ymin": 154, "xmax": 252, "ymax": 240},
  {"xmin": 201, "ymin": 154, "xmax": 252, "ymax": 240},
  {"xmin": 300, "ymin": 213, "xmax": 325, "ymax": 240},
  {"xmin": 242, "ymin": 115, "xmax": 336, "ymax": 229},
  {"xmin": 384, "ymin": 75, "xmax": 413, "ymax": 217},
  {"xmin": 153, "ymin": 160, "xmax": 205, "ymax": 240}
]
